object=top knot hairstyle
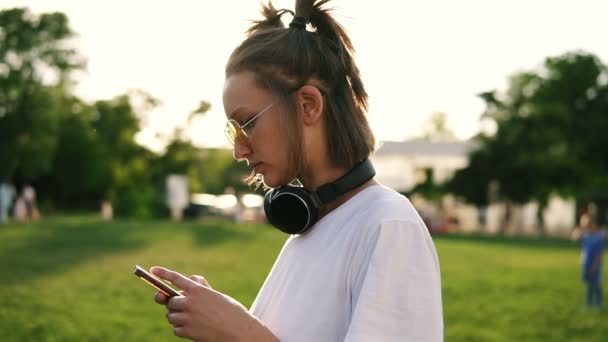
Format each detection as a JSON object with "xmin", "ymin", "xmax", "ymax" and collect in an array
[{"xmin": 226, "ymin": 0, "xmax": 375, "ymax": 179}]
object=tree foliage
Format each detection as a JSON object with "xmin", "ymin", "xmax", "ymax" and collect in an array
[
  {"xmin": 0, "ymin": 8, "xmax": 83, "ymax": 181},
  {"xmin": 421, "ymin": 111, "xmax": 455, "ymax": 141},
  {"xmin": 0, "ymin": 8, "xmax": 256, "ymax": 217},
  {"xmin": 448, "ymin": 52, "xmax": 608, "ymax": 208}
]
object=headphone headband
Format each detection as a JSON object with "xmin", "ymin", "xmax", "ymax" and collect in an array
[
  {"xmin": 264, "ymin": 159, "xmax": 376, "ymax": 234},
  {"xmin": 315, "ymin": 159, "xmax": 375, "ymax": 203}
]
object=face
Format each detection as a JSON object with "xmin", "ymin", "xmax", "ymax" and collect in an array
[{"xmin": 223, "ymin": 71, "xmax": 291, "ymax": 188}]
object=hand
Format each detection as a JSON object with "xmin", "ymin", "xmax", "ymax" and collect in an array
[
  {"xmin": 150, "ymin": 266, "xmax": 278, "ymax": 342},
  {"xmin": 570, "ymin": 228, "xmax": 581, "ymax": 241},
  {"xmin": 153, "ymin": 273, "xmax": 209, "ymax": 306}
]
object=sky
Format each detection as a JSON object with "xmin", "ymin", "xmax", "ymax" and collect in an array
[{"xmin": 3, "ymin": 0, "xmax": 608, "ymax": 151}]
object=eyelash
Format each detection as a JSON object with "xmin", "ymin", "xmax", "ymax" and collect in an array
[{"xmin": 242, "ymin": 116, "xmax": 257, "ymax": 129}]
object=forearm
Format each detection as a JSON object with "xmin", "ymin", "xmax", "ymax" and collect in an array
[{"xmin": 234, "ymin": 314, "xmax": 280, "ymax": 342}]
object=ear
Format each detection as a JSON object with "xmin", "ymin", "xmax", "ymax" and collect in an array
[{"xmin": 297, "ymin": 85, "xmax": 324, "ymax": 126}]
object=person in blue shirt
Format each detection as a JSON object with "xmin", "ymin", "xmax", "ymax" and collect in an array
[{"xmin": 573, "ymin": 213, "xmax": 605, "ymax": 309}]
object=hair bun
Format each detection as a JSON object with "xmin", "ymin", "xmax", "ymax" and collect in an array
[{"xmin": 289, "ymin": 16, "xmax": 307, "ymax": 29}]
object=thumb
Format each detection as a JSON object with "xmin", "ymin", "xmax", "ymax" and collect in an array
[{"xmin": 189, "ymin": 275, "xmax": 211, "ymax": 288}]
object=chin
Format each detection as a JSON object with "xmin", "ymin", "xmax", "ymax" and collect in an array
[
  {"xmin": 261, "ymin": 176, "xmax": 281, "ymax": 188},
  {"xmin": 261, "ymin": 173, "xmax": 290, "ymax": 189}
]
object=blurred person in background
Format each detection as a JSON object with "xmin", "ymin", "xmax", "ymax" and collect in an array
[
  {"xmin": 13, "ymin": 196, "xmax": 27, "ymax": 223},
  {"xmin": 0, "ymin": 180, "xmax": 16, "ymax": 224},
  {"xmin": 101, "ymin": 199, "xmax": 113, "ymax": 221},
  {"xmin": 22, "ymin": 184, "xmax": 39, "ymax": 221}
]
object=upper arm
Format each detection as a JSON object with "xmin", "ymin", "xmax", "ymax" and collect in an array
[{"xmin": 345, "ymin": 220, "xmax": 443, "ymax": 342}]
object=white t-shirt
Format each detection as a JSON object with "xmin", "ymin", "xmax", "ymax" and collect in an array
[{"xmin": 250, "ymin": 185, "xmax": 443, "ymax": 342}]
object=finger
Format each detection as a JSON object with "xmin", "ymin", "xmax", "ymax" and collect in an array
[
  {"xmin": 154, "ymin": 292, "xmax": 168, "ymax": 305},
  {"xmin": 167, "ymin": 296, "xmax": 188, "ymax": 312},
  {"xmin": 173, "ymin": 326, "xmax": 189, "ymax": 339},
  {"xmin": 150, "ymin": 266, "xmax": 198, "ymax": 292},
  {"xmin": 156, "ymin": 291, "xmax": 186, "ymax": 305},
  {"xmin": 189, "ymin": 275, "xmax": 210, "ymax": 288},
  {"xmin": 166, "ymin": 312, "xmax": 189, "ymax": 326}
]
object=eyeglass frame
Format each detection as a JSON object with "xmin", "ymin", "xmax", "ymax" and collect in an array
[
  {"xmin": 224, "ymin": 85, "xmax": 310, "ymax": 146},
  {"xmin": 224, "ymin": 102, "xmax": 275, "ymax": 146}
]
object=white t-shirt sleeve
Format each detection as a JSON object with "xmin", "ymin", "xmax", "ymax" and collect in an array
[{"xmin": 345, "ymin": 219, "xmax": 443, "ymax": 342}]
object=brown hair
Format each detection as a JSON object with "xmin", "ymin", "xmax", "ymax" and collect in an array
[{"xmin": 226, "ymin": 0, "xmax": 375, "ymax": 183}]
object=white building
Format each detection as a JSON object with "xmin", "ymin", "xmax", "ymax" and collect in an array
[
  {"xmin": 371, "ymin": 138, "xmax": 476, "ymax": 192},
  {"xmin": 371, "ymin": 139, "xmax": 576, "ymax": 236}
]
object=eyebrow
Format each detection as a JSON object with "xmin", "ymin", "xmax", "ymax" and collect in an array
[{"xmin": 228, "ymin": 106, "xmax": 252, "ymax": 121}]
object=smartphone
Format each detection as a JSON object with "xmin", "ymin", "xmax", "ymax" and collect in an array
[{"xmin": 133, "ymin": 265, "xmax": 181, "ymax": 298}]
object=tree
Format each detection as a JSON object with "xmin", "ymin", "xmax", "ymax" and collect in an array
[
  {"xmin": 0, "ymin": 8, "xmax": 260, "ymax": 216},
  {"xmin": 421, "ymin": 111, "xmax": 455, "ymax": 141},
  {"xmin": 156, "ymin": 100, "xmax": 252, "ymax": 195},
  {"xmin": 447, "ymin": 142, "xmax": 494, "ymax": 207},
  {"xmin": 91, "ymin": 93, "xmax": 162, "ymax": 217},
  {"xmin": 0, "ymin": 8, "xmax": 84, "ymax": 181},
  {"xmin": 35, "ymin": 96, "xmax": 112, "ymax": 209},
  {"xmin": 448, "ymin": 51, "xmax": 608, "ymax": 232}
]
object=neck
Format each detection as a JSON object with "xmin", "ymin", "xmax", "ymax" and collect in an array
[
  {"xmin": 317, "ymin": 179, "xmax": 378, "ymax": 220},
  {"xmin": 298, "ymin": 155, "xmax": 376, "ymax": 221},
  {"xmin": 298, "ymin": 149, "xmax": 351, "ymax": 192},
  {"xmin": 299, "ymin": 166, "xmax": 347, "ymax": 192},
  {"xmin": 300, "ymin": 161, "xmax": 378, "ymax": 219}
]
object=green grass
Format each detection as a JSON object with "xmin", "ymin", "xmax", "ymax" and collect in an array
[
  {"xmin": 435, "ymin": 234, "xmax": 606, "ymax": 341},
  {"xmin": 0, "ymin": 216, "xmax": 605, "ymax": 341}
]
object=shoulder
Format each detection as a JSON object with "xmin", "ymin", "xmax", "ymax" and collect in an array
[
  {"xmin": 351, "ymin": 185, "xmax": 425, "ymax": 225},
  {"xmin": 345, "ymin": 185, "xmax": 430, "ymax": 240}
]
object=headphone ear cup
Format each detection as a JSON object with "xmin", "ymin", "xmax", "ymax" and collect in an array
[{"xmin": 264, "ymin": 186, "xmax": 319, "ymax": 235}]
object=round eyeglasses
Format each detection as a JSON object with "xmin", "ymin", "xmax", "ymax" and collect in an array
[{"xmin": 225, "ymin": 102, "xmax": 274, "ymax": 146}]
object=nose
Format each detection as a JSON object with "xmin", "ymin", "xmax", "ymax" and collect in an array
[{"xmin": 233, "ymin": 139, "xmax": 251, "ymax": 161}]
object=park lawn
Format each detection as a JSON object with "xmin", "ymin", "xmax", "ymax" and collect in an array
[
  {"xmin": 0, "ymin": 216, "xmax": 605, "ymax": 341},
  {"xmin": 436, "ymin": 235, "xmax": 606, "ymax": 341}
]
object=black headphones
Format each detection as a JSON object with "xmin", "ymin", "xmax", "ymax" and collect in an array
[{"xmin": 263, "ymin": 159, "xmax": 376, "ymax": 235}]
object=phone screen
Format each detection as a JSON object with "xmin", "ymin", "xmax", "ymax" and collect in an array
[{"xmin": 133, "ymin": 265, "xmax": 181, "ymax": 298}]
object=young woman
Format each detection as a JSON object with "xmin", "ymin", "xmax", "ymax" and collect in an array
[{"xmin": 151, "ymin": 1, "xmax": 443, "ymax": 340}]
